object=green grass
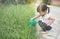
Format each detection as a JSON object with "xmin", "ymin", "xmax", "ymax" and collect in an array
[{"xmin": 0, "ymin": 4, "xmax": 37, "ymax": 39}]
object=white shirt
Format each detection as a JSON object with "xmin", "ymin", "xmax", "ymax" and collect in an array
[{"xmin": 39, "ymin": 14, "xmax": 50, "ymax": 24}]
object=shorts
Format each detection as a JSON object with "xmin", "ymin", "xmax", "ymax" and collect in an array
[{"xmin": 38, "ymin": 20, "xmax": 52, "ymax": 31}]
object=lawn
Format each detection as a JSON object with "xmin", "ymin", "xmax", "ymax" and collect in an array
[{"xmin": 0, "ymin": 4, "xmax": 37, "ymax": 39}]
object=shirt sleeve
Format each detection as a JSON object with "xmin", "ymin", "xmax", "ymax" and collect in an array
[{"xmin": 45, "ymin": 14, "xmax": 50, "ymax": 19}]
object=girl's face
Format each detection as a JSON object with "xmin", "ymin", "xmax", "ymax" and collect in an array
[{"xmin": 40, "ymin": 10, "xmax": 47, "ymax": 16}]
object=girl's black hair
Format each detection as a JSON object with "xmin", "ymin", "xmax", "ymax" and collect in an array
[{"xmin": 37, "ymin": 4, "xmax": 50, "ymax": 14}]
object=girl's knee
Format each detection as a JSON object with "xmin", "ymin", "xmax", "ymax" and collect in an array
[{"xmin": 46, "ymin": 26, "xmax": 52, "ymax": 31}]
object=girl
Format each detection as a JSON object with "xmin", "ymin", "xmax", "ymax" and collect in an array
[{"xmin": 32, "ymin": 3, "xmax": 55, "ymax": 33}]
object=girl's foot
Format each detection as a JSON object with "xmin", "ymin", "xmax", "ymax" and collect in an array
[{"xmin": 40, "ymin": 30, "xmax": 48, "ymax": 34}]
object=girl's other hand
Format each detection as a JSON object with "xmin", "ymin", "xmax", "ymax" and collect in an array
[{"xmin": 31, "ymin": 18, "xmax": 35, "ymax": 20}]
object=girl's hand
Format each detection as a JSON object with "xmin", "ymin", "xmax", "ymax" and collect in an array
[
  {"xmin": 47, "ymin": 17, "xmax": 55, "ymax": 26},
  {"xmin": 31, "ymin": 18, "xmax": 35, "ymax": 20}
]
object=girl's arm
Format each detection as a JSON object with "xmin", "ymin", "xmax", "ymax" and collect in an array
[
  {"xmin": 47, "ymin": 17, "xmax": 55, "ymax": 26},
  {"xmin": 32, "ymin": 14, "xmax": 40, "ymax": 20}
]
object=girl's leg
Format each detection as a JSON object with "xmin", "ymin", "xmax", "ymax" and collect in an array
[
  {"xmin": 44, "ymin": 26, "xmax": 52, "ymax": 31},
  {"xmin": 38, "ymin": 20, "xmax": 52, "ymax": 34},
  {"xmin": 41, "ymin": 26, "xmax": 52, "ymax": 34},
  {"xmin": 40, "ymin": 30, "xmax": 48, "ymax": 34}
]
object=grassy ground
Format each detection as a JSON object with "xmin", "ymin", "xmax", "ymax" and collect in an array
[{"xmin": 0, "ymin": 4, "xmax": 37, "ymax": 39}]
